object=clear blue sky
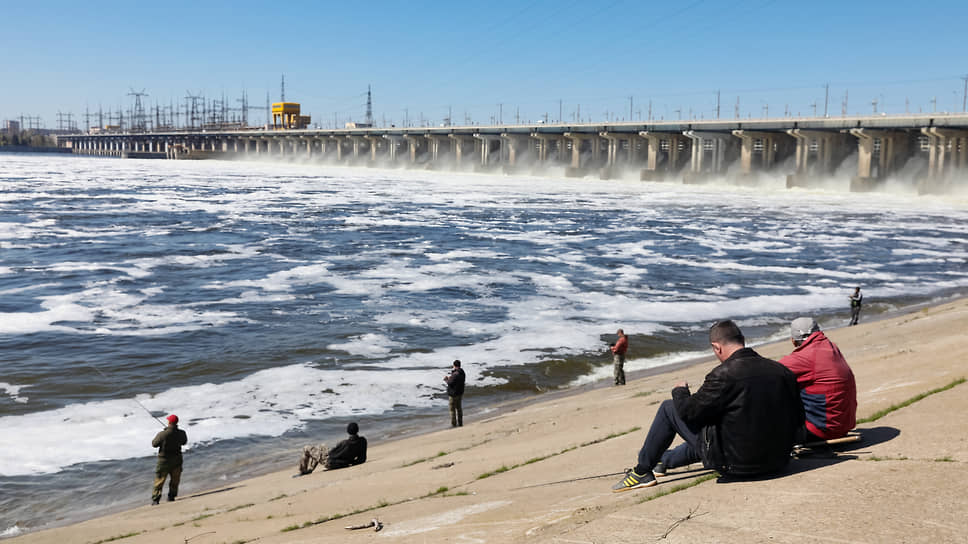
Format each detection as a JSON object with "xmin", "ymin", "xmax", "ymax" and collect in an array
[{"xmin": 2, "ymin": 0, "xmax": 967, "ymax": 129}]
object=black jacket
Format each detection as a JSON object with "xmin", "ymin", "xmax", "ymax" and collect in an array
[
  {"xmin": 151, "ymin": 425, "xmax": 188, "ymax": 459},
  {"xmin": 327, "ymin": 435, "xmax": 367, "ymax": 469},
  {"xmin": 445, "ymin": 368, "xmax": 465, "ymax": 397},
  {"xmin": 673, "ymin": 347, "xmax": 804, "ymax": 476}
]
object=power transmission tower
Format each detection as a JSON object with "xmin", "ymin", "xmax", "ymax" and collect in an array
[
  {"xmin": 365, "ymin": 85, "xmax": 373, "ymax": 126},
  {"xmin": 823, "ymin": 83, "xmax": 829, "ymax": 117},
  {"xmin": 185, "ymin": 91, "xmax": 203, "ymax": 130},
  {"xmin": 128, "ymin": 88, "xmax": 149, "ymax": 132},
  {"xmin": 962, "ymin": 74, "xmax": 968, "ymax": 112},
  {"xmin": 237, "ymin": 89, "xmax": 249, "ymax": 126}
]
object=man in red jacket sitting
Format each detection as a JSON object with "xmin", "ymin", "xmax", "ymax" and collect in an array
[{"xmin": 780, "ymin": 317, "xmax": 857, "ymax": 441}]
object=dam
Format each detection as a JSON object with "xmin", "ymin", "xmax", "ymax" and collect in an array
[{"xmin": 57, "ymin": 113, "xmax": 968, "ymax": 194}]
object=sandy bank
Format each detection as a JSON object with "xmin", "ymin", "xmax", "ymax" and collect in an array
[{"xmin": 12, "ymin": 298, "xmax": 968, "ymax": 544}]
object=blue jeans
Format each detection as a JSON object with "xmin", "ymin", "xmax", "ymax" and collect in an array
[{"xmin": 634, "ymin": 399, "xmax": 702, "ymax": 474}]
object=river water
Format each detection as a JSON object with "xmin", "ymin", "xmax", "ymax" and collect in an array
[{"xmin": 1, "ymin": 153, "xmax": 966, "ymax": 536}]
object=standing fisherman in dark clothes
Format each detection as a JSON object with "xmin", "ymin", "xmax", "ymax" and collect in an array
[
  {"xmin": 849, "ymin": 287, "xmax": 863, "ymax": 326},
  {"xmin": 151, "ymin": 414, "xmax": 188, "ymax": 504},
  {"xmin": 444, "ymin": 359, "xmax": 465, "ymax": 427}
]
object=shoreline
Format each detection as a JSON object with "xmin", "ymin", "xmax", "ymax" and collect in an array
[{"xmin": 7, "ymin": 291, "xmax": 967, "ymax": 540}]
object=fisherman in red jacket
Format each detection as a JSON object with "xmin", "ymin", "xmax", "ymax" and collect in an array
[
  {"xmin": 610, "ymin": 329, "xmax": 628, "ymax": 386},
  {"xmin": 780, "ymin": 317, "xmax": 857, "ymax": 441}
]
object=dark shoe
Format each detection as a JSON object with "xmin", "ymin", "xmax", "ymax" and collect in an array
[
  {"xmin": 152, "ymin": 498, "xmax": 160, "ymax": 505},
  {"xmin": 652, "ymin": 462, "xmax": 667, "ymax": 477},
  {"xmin": 611, "ymin": 469, "xmax": 657, "ymax": 492},
  {"xmin": 167, "ymin": 496, "xmax": 176, "ymax": 502}
]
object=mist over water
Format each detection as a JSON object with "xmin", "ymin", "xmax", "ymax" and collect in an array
[{"xmin": 1, "ymin": 153, "xmax": 967, "ymax": 534}]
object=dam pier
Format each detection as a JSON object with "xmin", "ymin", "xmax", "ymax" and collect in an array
[{"xmin": 58, "ymin": 113, "xmax": 968, "ymax": 194}]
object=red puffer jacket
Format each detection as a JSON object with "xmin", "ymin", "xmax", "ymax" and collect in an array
[{"xmin": 780, "ymin": 331, "xmax": 857, "ymax": 440}]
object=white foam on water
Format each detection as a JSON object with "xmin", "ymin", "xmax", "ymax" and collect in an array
[
  {"xmin": 0, "ymin": 383, "xmax": 29, "ymax": 404},
  {"xmin": 0, "ymin": 303, "xmax": 93, "ymax": 335},
  {"xmin": 328, "ymin": 333, "xmax": 406, "ymax": 357},
  {"xmin": 0, "ymin": 361, "xmax": 460, "ymax": 476},
  {"xmin": 0, "ymin": 282, "xmax": 60, "ymax": 295},
  {"xmin": 569, "ymin": 349, "xmax": 713, "ymax": 388},
  {"xmin": 0, "ymin": 525, "xmax": 21, "ymax": 538},
  {"xmin": 3, "ymin": 155, "xmax": 968, "ymax": 478},
  {"xmin": 209, "ymin": 263, "xmax": 332, "ymax": 292}
]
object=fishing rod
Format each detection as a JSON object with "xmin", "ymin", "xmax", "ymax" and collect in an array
[
  {"xmin": 512, "ymin": 470, "xmax": 629, "ymax": 490},
  {"xmin": 86, "ymin": 363, "xmax": 167, "ymax": 427}
]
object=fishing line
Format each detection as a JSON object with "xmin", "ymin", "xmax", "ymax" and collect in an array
[
  {"xmin": 86, "ymin": 363, "xmax": 166, "ymax": 427},
  {"xmin": 512, "ymin": 470, "xmax": 628, "ymax": 490}
]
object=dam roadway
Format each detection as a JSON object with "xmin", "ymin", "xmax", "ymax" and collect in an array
[{"xmin": 58, "ymin": 113, "xmax": 968, "ymax": 194}]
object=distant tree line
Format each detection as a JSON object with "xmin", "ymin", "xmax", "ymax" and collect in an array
[{"xmin": 0, "ymin": 130, "xmax": 57, "ymax": 147}]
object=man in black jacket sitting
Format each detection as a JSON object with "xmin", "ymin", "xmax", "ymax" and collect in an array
[
  {"xmin": 613, "ymin": 320, "xmax": 803, "ymax": 491},
  {"xmin": 298, "ymin": 422, "xmax": 367, "ymax": 475}
]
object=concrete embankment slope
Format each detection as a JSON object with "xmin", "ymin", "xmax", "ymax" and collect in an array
[{"xmin": 14, "ymin": 299, "xmax": 968, "ymax": 544}]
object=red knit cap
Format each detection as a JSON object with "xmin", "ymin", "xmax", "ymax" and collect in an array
[{"xmin": 166, "ymin": 414, "xmax": 179, "ymax": 424}]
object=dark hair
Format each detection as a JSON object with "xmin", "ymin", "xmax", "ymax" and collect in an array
[
  {"xmin": 452, "ymin": 360, "xmax": 461, "ymax": 368},
  {"xmin": 346, "ymin": 422, "xmax": 359, "ymax": 435},
  {"xmin": 709, "ymin": 320, "xmax": 745, "ymax": 346}
]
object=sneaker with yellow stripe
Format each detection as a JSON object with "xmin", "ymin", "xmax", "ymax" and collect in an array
[{"xmin": 611, "ymin": 468, "xmax": 657, "ymax": 492}]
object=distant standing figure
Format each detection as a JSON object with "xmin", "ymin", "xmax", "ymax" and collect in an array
[
  {"xmin": 444, "ymin": 359, "xmax": 466, "ymax": 427},
  {"xmin": 611, "ymin": 329, "xmax": 628, "ymax": 385},
  {"xmin": 781, "ymin": 317, "xmax": 857, "ymax": 441},
  {"xmin": 849, "ymin": 287, "xmax": 863, "ymax": 326},
  {"xmin": 298, "ymin": 422, "xmax": 368, "ymax": 475},
  {"xmin": 151, "ymin": 414, "xmax": 188, "ymax": 505}
]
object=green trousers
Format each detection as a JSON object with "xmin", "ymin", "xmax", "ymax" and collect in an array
[{"xmin": 152, "ymin": 456, "xmax": 183, "ymax": 502}]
